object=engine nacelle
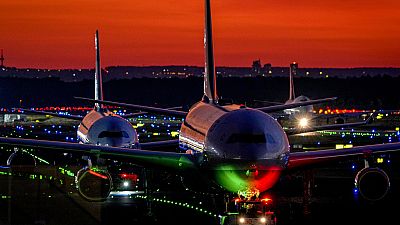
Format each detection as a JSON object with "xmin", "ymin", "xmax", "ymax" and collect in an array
[
  {"xmin": 335, "ymin": 117, "xmax": 345, "ymax": 124},
  {"xmin": 7, "ymin": 151, "xmax": 37, "ymax": 173},
  {"xmin": 355, "ymin": 167, "xmax": 390, "ymax": 201},
  {"xmin": 75, "ymin": 167, "xmax": 112, "ymax": 202}
]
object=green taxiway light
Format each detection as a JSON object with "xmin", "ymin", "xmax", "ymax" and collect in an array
[{"xmin": 136, "ymin": 195, "xmax": 221, "ymax": 219}]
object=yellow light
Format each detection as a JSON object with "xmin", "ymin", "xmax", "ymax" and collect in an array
[
  {"xmin": 377, "ymin": 158, "xmax": 384, "ymax": 163},
  {"xmin": 396, "ymin": 127, "xmax": 399, "ymax": 131},
  {"xmin": 336, "ymin": 144, "xmax": 344, "ymax": 149},
  {"xmin": 171, "ymin": 131, "xmax": 179, "ymax": 137}
]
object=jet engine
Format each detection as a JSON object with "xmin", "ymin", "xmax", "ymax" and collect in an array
[
  {"xmin": 75, "ymin": 167, "xmax": 112, "ymax": 202},
  {"xmin": 355, "ymin": 167, "xmax": 390, "ymax": 201},
  {"xmin": 7, "ymin": 150, "xmax": 37, "ymax": 173},
  {"xmin": 334, "ymin": 117, "xmax": 345, "ymax": 124}
]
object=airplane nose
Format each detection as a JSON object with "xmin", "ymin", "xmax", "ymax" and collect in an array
[{"xmin": 107, "ymin": 138, "xmax": 123, "ymax": 147}]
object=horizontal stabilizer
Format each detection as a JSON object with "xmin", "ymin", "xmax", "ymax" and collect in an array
[
  {"xmin": 19, "ymin": 108, "xmax": 83, "ymax": 121},
  {"xmin": 256, "ymin": 97, "xmax": 337, "ymax": 113},
  {"xmin": 75, "ymin": 97, "xmax": 188, "ymax": 117},
  {"xmin": 0, "ymin": 137, "xmax": 195, "ymax": 171}
]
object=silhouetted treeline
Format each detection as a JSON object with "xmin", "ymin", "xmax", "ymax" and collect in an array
[{"xmin": 0, "ymin": 75, "xmax": 399, "ymax": 110}]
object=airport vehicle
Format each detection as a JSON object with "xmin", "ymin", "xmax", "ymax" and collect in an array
[
  {"xmin": 221, "ymin": 196, "xmax": 276, "ymax": 225},
  {"xmin": 0, "ymin": 0, "xmax": 399, "ymax": 223}
]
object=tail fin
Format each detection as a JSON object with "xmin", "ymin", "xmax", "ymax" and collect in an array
[
  {"xmin": 203, "ymin": 0, "xmax": 218, "ymax": 104},
  {"xmin": 94, "ymin": 30, "xmax": 103, "ymax": 110},
  {"xmin": 289, "ymin": 62, "xmax": 297, "ymax": 101}
]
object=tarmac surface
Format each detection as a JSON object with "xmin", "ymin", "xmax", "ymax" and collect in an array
[{"xmin": 1, "ymin": 112, "xmax": 400, "ymax": 225}]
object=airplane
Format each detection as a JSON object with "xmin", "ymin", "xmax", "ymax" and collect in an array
[
  {"xmin": 18, "ymin": 30, "xmax": 180, "ymax": 149},
  {"xmin": 4, "ymin": 30, "xmax": 180, "ymax": 201},
  {"xmin": 254, "ymin": 61, "xmax": 313, "ymax": 116},
  {"xmin": 19, "ymin": 31, "xmax": 138, "ymax": 148},
  {"xmin": 283, "ymin": 62, "xmax": 313, "ymax": 116},
  {"xmin": 1, "ymin": 0, "xmax": 399, "ymax": 223},
  {"xmin": 255, "ymin": 62, "xmax": 374, "ymax": 131}
]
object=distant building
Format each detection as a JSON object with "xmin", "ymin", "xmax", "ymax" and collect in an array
[
  {"xmin": 0, "ymin": 113, "xmax": 26, "ymax": 124},
  {"xmin": 263, "ymin": 63, "xmax": 272, "ymax": 75},
  {"xmin": 252, "ymin": 59, "xmax": 262, "ymax": 76}
]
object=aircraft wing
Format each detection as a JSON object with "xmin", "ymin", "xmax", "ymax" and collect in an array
[
  {"xmin": 285, "ymin": 112, "xmax": 375, "ymax": 135},
  {"xmin": 288, "ymin": 142, "xmax": 400, "ymax": 169},
  {"xmin": 140, "ymin": 139, "xmax": 179, "ymax": 149},
  {"xmin": 19, "ymin": 108, "xmax": 83, "ymax": 121},
  {"xmin": 0, "ymin": 137, "xmax": 196, "ymax": 170},
  {"xmin": 121, "ymin": 112, "xmax": 147, "ymax": 118},
  {"xmin": 253, "ymin": 100, "xmax": 284, "ymax": 105},
  {"xmin": 75, "ymin": 97, "xmax": 188, "ymax": 117},
  {"xmin": 256, "ymin": 97, "xmax": 337, "ymax": 113},
  {"xmin": 121, "ymin": 106, "xmax": 184, "ymax": 119}
]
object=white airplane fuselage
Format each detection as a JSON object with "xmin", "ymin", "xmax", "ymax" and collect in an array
[
  {"xmin": 179, "ymin": 101, "xmax": 290, "ymax": 194},
  {"xmin": 77, "ymin": 109, "xmax": 139, "ymax": 148},
  {"xmin": 284, "ymin": 95, "xmax": 313, "ymax": 117}
]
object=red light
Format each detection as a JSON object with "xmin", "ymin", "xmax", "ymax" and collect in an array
[
  {"xmin": 119, "ymin": 173, "xmax": 138, "ymax": 180},
  {"xmin": 88, "ymin": 170, "xmax": 108, "ymax": 180},
  {"xmin": 261, "ymin": 197, "xmax": 272, "ymax": 204}
]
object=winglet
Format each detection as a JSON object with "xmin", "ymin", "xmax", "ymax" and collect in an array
[
  {"xmin": 94, "ymin": 30, "xmax": 103, "ymax": 110},
  {"xmin": 203, "ymin": 0, "xmax": 218, "ymax": 104}
]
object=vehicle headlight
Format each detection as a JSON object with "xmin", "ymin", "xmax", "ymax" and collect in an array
[
  {"xmin": 260, "ymin": 217, "xmax": 267, "ymax": 223},
  {"xmin": 239, "ymin": 217, "xmax": 245, "ymax": 223}
]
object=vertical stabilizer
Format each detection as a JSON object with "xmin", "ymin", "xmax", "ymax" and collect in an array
[
  {"xmin": 94, "ymin": 30, "xmax": 103, "ymax": 110},
  {"xmin": 289, "ymin": 62, "xmax": 297, "ymax": 101},
  {"xmin": 203, "ymin": 0, "xmax": 218, "ymax": 104}
]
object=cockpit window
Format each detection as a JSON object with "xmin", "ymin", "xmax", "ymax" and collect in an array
[
  {"xmin": 226, "ymin": 133, "xmax": 266, "ymax": 143},
  {"xmin": 98, "ymin": 131, "xmax": 129, "ymax": 138}
]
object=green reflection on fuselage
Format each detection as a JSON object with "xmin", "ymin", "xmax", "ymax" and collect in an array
[{"xmin": 214, "ymin": 164, "xmax": 251, "ymax": 193}]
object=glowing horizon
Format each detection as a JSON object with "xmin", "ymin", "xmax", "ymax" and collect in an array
[{"xmin": 0, "ymin": 0, "xmax": 399, "ymax": 69}]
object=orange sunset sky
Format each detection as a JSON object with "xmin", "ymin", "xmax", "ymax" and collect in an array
[{"xmin": 0, "ymin": 0, "xmax": 399, "ymax": 69}]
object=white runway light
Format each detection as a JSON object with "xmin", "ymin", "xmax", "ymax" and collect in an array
[{"xmin": 299, "ymin": 117, "xmax": 309, "ymax": 128}]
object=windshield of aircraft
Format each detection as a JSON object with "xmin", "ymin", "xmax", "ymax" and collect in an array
[
  {"xmin": 226, "ymin": 133, "xmax": 266, "ymax": 144},
  {"xmin": 98, "ymin": 131, "xmax": 130, "ymax": 138}
]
